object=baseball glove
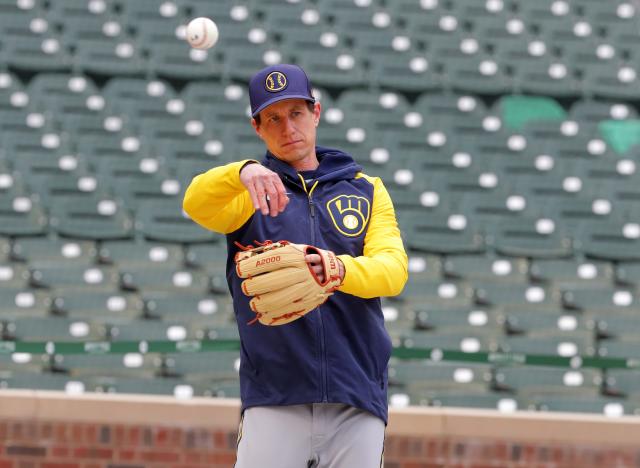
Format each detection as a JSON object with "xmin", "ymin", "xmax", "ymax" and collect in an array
[{"xmin": 234, "ymin": 240, "xmax": 342, "ymax": 326}]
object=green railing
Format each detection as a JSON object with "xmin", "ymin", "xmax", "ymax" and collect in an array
[{"xmin": 1, "ymin": 340, "xmax": 638, "ymax": 370}]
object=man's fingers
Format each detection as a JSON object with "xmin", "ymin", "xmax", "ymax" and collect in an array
[
  {"xmin": 253, "ymin": 180, "xmax": 270, "ymax": 216},
  {"xmin": 275, "ymin": 179, "xmax": 289, "ymax": 213},
  {"xmin": 264, "ymin": 180, "xmax": 280, "ymax": 217}
]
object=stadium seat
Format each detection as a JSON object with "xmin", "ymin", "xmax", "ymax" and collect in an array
[
  {"xmin": 51, "ymin": 291, "xmax": 144, "ymax": 322},
  {"xmin": 529, "ymin": 258, "xmax": 614, "ymax": 288},
  {"xmin": 120, "ymin": 265, "xmax": 210, "ymax": 296},
  {"xmin": 401, "ymin": 329, "xmax": 501, "ymax": 353},
  {"xmin": 494, "ymin": 366, "xmax": 602, "ymax": 397},
  {"xmin": 0, "ymin": 194, "xmax": 48, "ymax": 237},
  {"xmin": 143, "ymin": 292, "xmax": 234, "ymax": 324},
  {"xmin": 534, "ymin": 395, "xmax": 636, "ymax": 416},
  {"xmin": 54, "ymin": 352, "xmax": 161, "ymax": 379},
  {"xmin": 136, "ymin": 199, "xmax": 217, "ymax": 243},
  {"xmin": 442, "ymin": 254, "xmax": 529, "ymax": 283},
  {"xmin": 0, "ymin": 287, "xmax": 51, "ymax": 320},
  {"xmin": 502, "ymin": 309, "xmax": 592, "ymax": 336},
  {"xmin": 5, "ymin": 316, "xmax": 104, "ymax": 341},
  {"xmin": 413, "ymin": 306, "xmax": 502, "ymax": 334},
  {"xmin": 29, "ymin": 264, "xmax": 120, "ymax": 293},
  {"xmin": 388, "ymin": 360, "xmax": 492, "ymax": 394},
  {"xmin": 161, "ymin": 351, "xmax": 239, "ymax": 382},
  {"xmin": 48, "ymin": 195, "xmax": 134, "ymax": 240},
  {"xmin": 605, "ymin": 370, "xmax": 640, "ymax": 400}
]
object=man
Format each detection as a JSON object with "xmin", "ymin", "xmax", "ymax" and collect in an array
[{"xmin": 183, "ymin": 64, "xmax": 407, "ymax": 467}]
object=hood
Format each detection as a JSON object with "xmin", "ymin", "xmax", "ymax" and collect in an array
[{"xmin": 262, "ymin": 146, "xmax": 363, "ymax": 184}]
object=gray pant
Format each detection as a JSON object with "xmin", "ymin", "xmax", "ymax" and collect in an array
[{"xmin": 235, "ymin": 403, "xmax": 385, "ymax": 468}]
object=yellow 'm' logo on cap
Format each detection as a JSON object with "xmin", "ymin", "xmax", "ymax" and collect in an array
[{"xmin": 265, "ymin": 71, "xmax": 287, "ymax": 92}]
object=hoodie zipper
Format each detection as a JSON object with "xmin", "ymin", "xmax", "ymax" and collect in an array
[{"xmin": 298, "ymin": 175, "xmax": 328, "ymax": 402}]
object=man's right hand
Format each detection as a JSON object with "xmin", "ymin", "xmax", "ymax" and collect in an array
[{"xmin": 240, "ymin": 162, "xmax": 289, "ymax": 217}]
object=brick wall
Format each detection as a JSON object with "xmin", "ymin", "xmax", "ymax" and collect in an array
[
  {"xmin": 1, "ymin": 391, "xmax": 639, "ymax": 468},
  {"xmin": 1, "ymin": 420, "xmax": 640, "ymax": 468}
]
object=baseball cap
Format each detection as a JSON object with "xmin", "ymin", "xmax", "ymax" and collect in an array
[{"xmin": 249, "ymin": 64, "xmax": 315, "ymax": 118}]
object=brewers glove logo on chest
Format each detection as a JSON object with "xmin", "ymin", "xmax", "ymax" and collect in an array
[
  {"xmin": 326, "ymin": 195, "xmax": 371, "ymax": 237},
  {"xmin": 265, "ymin": 71, "xmax": 288, "ymax": 92}
]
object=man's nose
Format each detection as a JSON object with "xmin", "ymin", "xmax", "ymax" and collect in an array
[{"xmin": 281, "ymin": 116, "xmax": 295, "ymax": 134}]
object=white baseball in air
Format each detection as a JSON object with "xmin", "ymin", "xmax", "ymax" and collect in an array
[{"xmin": 186, "ymin": 17, "xmax": 219, "ymax": 49}]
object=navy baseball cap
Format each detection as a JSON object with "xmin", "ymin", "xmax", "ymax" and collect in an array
[{"xmin": 249, "ymin": 64, "xmax": 315, "ymax": 118}]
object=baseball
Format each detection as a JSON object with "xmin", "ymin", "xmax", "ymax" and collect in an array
[{"xmin": 186, "ymin": 17, "xmax": 219, "ymax": 49}]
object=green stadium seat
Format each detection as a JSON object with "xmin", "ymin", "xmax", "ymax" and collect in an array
[
  {"xmin": 486, "ymin": 217, "xmax": 573, "ymax": 258},
  {"xmin": 501, "ymin": 331, "xmax": 596, "ymax": 358},
  {"xmin": 494, "ymin": 366, "xmax": 602, "ymax": 397},
  {"xmin": 148, "ymin": 42, "xmax": 222, "ymax": 80},
  {"xmin": 575, "ymin": 220, "xmax": 640, "ymax": 261},
  {"xmin": 58, "ymin": 15, "xmax": 126, "ymax": 44},
  {"xmin": 143, "ymin": 292, "xmax": 234, "ymax": 324},
  {"xmin": 593, "ymin": 314, "xmax": 640, "ymax": 342},
  {"xmin": 429, "ymin": 392, "xmax": 526, "ymax": 412},
  {"xmin": 110, "ymin": 175, "xmax": 183, "ymax": 211},
  {"xmin": 0, "ymin": 287, "xmax": 51, "ymax": 320},
  {"xmin": 401, "ymin": 329, "xmax": 501, "ymax": 353},
  {"xmin": 0, "ymin": 194, "xmax": 47, "ymax": 236},
  {"xmin": 5, "ymin": 316, "xmax": 104, "ymax": 341},
  {"xmin": 161, "ymin": 351, "xmax": 239, "ymax": 382},
  {"xmin": 222, "ymin": 43, "xmax": 287, "ymax": 82},
  {"xmin": 443, "ymin": 254, "xmax": 529, "ymax": 283},
  {"xmin": 11, "ymin": 236, "xmax": 96, "ymax": 266},
  {"xmin": 388, "ymin": 360, "xmax": 492, "ymax": 394},
  {"xmin": 442, "ymin": 55, "xmax": 512, "ymax": 95},
  {"xmin": 0, "ymin": 352, "xmax": 45, "ymax": 374},
  {"xmin": 184, "ymin": 242, "xmax": 228, "ymax": 272},
  {"xmin": 503, "ymin": 309, "xmax": 592, "ymax": 336},
  {"xmin": 605, "ymin": 370, "xmax": 640, "ymax": 400},
  {"xmin": 496, "ymin": 95, "xmax": 567, "ymax": 131},
  {"xmin": 571, "ymin": 99, "xmax": 638, "ymax": 126},
  {"xmin": 94, "ymin": 375, "xmax": 201, "ymax": 397},
  {"xmin": 120, "ymin": 0, "xmax": 186, "ymax": 22},
  {"xmin": 74, "ymin": 39, "xmax": 146, "ymax": 76},
  {"xmin": 563, "ymin": 286, "xmax": 638, "ymax": 315},
  {"xmin": 99, "ymin": 239, "xmax": 184, "ymax": 269},
  {"xmin": 529, "ymin": 258, "xmax": 614, "ymax": 288},
  {"xmin": 513, "ymin": 58, "xmax": 582, "ymax": 98},
  {"xmin": 29, "ymin": 264, "xmax": 120, "ymax": 293},
  {"xmin": 369, "ymin": 52, "xmax": 441, "ymax": 93},
  {"xmin": 212, "ymin": 380, "xmax": 240, "ymax": 398},
  {"xmin": 0, "ymin": 71, "xmax": 27, "ymax": 110},
  {"xmin": 296, "ymin": 48, "xmax": 366, "ymax": 88},
  {"xmin": 475, "ymin": 282, "xmax": 560, "ymax": 311},
  {"xmin": 0, "ymin": 236, "xmax": 9, "ymax": 262},
  {"xmin": 51, "ymin": 291, "xmax": 144, "ymax": 322},
  {"xmin": 615, "ymin": 262, "xmax": 640, "ymax": 287},
  {"xmin": 583, "ymin": 62, "xmax": 640, "ymax": 101},
  {"xmin": 599, "ymin": 338, "xmax": 640, "ymax": 360},
  {"xmin": 401, "ymin": 212, "xmax": 485, "ymax": 255},
  {"xmin": 54, "ymin": 352, "xmax": 161, "ymax": 379},
  {"xmin": 136, "ymin": 199, "xmax": 216, "ymax": 243},
  {"xmin": 0, "ymin": 371, "xmax": 87, "ymax": 392},
  {"xmin": 398, "ymin": 278, "xmax": 475, "ymax": 309},
  {"xmin": 108, "ymin": 318, "xmax": 198, "ymax": 342},
  {"xmin": 47, "ymin": 0, "xmax": 115, "ymax": 19},
  {"xmin": 49, "ymin": 195, "xmax": 134, "ymax": 240},
  {"xmin": 0, "ymin": 260, "xmax": 29, "ymax": 288},
  {"xmin": 534, "ymin": 395, "xmax": 637, "ymax": 416},
  {"xmin": 4, "ymin": 35, "xmax": 73, "ymax": 72},
  {"xmin": 413, "ymin": 306, "xmax": 502, "ymax": 334},
  {"xmin": 30, "ymin": 173, "xmax": 110, "ymax": 209},
  {"xmin": 120, "ymin": 264, "xmax": 210, "ymax": 296}
]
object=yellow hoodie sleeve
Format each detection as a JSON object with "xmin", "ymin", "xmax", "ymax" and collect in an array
[
  {"xmin": 337, "ymin": 175, "xmax": 408, "ymax": 298},
  {"xmin": 182, "ymin": 160, "xmax": 257, "ymax": 234}
]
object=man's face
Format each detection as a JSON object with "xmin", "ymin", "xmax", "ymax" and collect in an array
[{"xmin": 252, "ymin": 99, "xmax": 321, "ymax": 168}]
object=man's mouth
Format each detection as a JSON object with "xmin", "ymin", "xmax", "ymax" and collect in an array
[{"xmin": 282, "ymin": 140, "xmax": 302, "ymax": 147}]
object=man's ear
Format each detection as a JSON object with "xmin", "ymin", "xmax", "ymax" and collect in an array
[
  {"xmin": 313, "ymin": 101, "xmax": 321, "ymax": 127},
  {"xmin": 251, "ymin": 118, "xmax": 263, "ymax": 139}
]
